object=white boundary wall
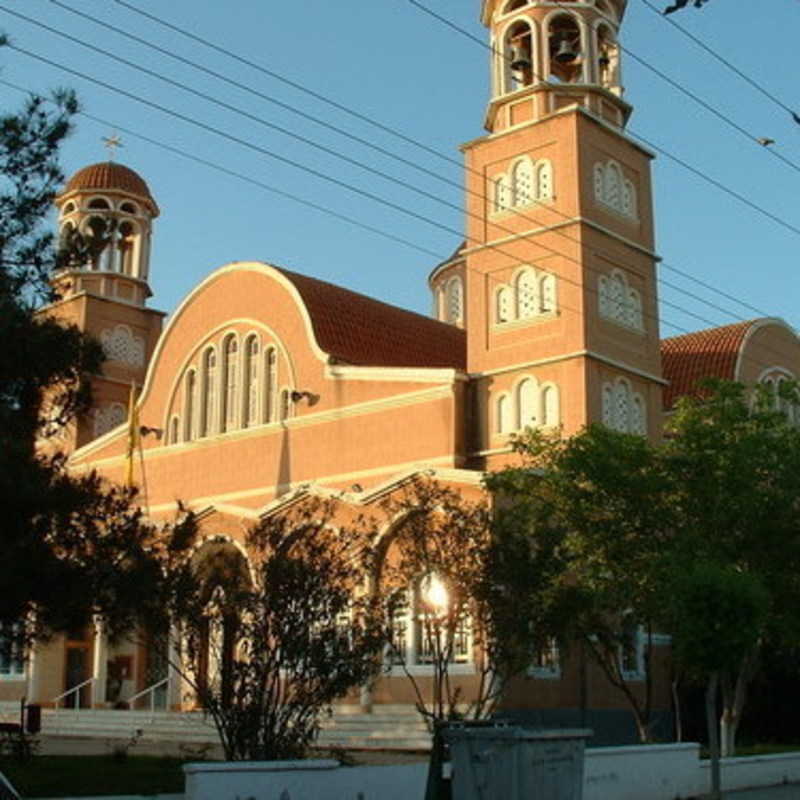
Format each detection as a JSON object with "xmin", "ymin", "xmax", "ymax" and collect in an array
[{"xmin": 184, "ymin": 746, "xmax": 800, "ymax": 800}]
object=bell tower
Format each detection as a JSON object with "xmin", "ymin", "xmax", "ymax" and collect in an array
[
  {"xmin": 47, "ymin": 161, "xmax": 165, "ymax": 452},
  {"xmin": 434, "ymin": 0, "xmax": 664, "ymax": 469}
]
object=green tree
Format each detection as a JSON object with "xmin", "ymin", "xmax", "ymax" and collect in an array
[
  {"xmin": 0, "ymin": 85, "xmax": 189, "ymax": 655},
  {"xmin": 156, "ymin": 496, "xmax": 385, "ymax": 761},
  {"xmin": 662, "ymin": 379, "xmax": 800, "ymax": 756},
  {"xmin": 490, "ymin": 427, "xmax": 673, "ymax": 743},
  {"xmin": 665, "ymin": 563, "xmax": 769, "ymax": 800}
]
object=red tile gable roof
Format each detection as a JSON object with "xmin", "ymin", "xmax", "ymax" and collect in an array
[
  {"xmin": 276, "ymin": 267, "xmax": 466, "ymax": 370},
  {"xmin": 661, "ymin": 320, "xmax": 758, "ymax": 409}
]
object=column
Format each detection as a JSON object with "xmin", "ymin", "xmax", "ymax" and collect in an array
[
  {"xmin": 92, "ymin": 615, "xmax": 108, "ymax": 708},
  {"xmin": 166, "ymin": 623, "xmax": 186, "ymax": 711}
]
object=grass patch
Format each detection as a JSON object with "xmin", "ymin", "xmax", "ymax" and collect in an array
[{"xmin": 0, "ymin": 754, "xmax": 188, "ymax": 798}]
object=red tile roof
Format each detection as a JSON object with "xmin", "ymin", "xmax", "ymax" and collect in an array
[
  {"xmin": 59, "ymin": 162, "xmax": 158, "ymax": 214},
  {"xmin": 277, "ymin": 268, "xmax": 466, "ymax": 370},
  {"xmin": 661, "ymin": 320, "xmax": 757, "ymax": 409}
]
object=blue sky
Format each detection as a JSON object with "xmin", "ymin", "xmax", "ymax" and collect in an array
[{"xmin": 2, "ymin": 0, "xmax": 798, "ymax": 339}]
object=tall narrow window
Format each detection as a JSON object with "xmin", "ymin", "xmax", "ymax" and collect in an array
[
  {"xmin": 200, "ymin": 348, "xmax": 216, "ymax": 438},
  {"xmin": 169, "ymin": 415, "xmax": 179, "ymax": 445},
  {"xmin": 263, "ymin": 347, "xmax": 277, "ymax": 424},
  {"xmin": 279, "ymin": 389, "xmax": 291, "ymax": 422},
  {"xmin": 496, "ymin": 286, "xmax": 513, "ymax": 323},
  {"xmin": 540, "ymin": 274, "xmax": 556, "ymax": 313},
  {"xmin": 602, "ymin": 384, "xmax": 614, "ymax": 427},
  {"xmin": 221, "ymin": 336, "xmax": 239, "ymax": 433},
  {"xmin": 536, "ymin": 160, "xmax": 553, "ymax": 200},
  {"xmin": 497, "ymin": 394, "xmax": 511, "ymax": 434},
  {"xmin": 613, "ymin": 381, "xmax": 630, "ymax": 432},
  {"xmin": 541, "ymin": 385, "xmax": 559, "ymax": 427},
  {"xmin": 517, "ymin": 378, "xmax": 536, "ymax": 429},
  {"xmin": 631, "ymin": 395, "xmax": 646, "ymax": 435},
  {"xmin": 243, "ymin": 336, "xmax": 260, "ymax": 428},
  {"xmin": 494, "ymin": 176, "xmax": 511, "ymax": 212},
  {"xmin": 184, "ymin": 370, "xmax": 196, "ymax": 441}
]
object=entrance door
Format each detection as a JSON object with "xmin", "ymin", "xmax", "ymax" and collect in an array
[{"xmin": 64, "ymin": 645, "xmax": 91, "ymax": 708}]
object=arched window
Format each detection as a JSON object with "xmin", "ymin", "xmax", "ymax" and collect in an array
[
  {"xmin": 88, "ymin": 197, "xmax": 110, "ymax": 210},
  {"xmin": 504, "ymin": 19, "xmax": 534, "ymax": 93},
  {"xmin": 540, "ymin": 273, "xmax": 556, "ymax": 313},
  {"xmin": 117, "ymin": 220, "xmax": 137, "ymax": 275},
  {"xmin": 184, "ymin": 370, "xmax": 196, "ymax": 442},
  {"xmin": 517, "ymin": 378, "xmax": 537, "ymax": 429},
  {"xmin": 496, "ymin": 286, "xmax": 513, "ymax": 323},
  {"xmin": 512, "ymin": 159, "xmax": 534, "ymax": 206},
  {"xmin": 599, "ymin": 269, "xmax": 644, "ymax": 331},
  {"xmin": 120, "ymin": 201, "xmax": 138, "ymax": 214},
  {"xmin": 243, "ymin": 335, "xmax": 260, "ymax": 428},
  {"xmin": 594, "ymin": 160, "xmax": 637, "ymax": 218},
  {"xmin": 497, "ymin": 394, "xmax": 511, "ymax": 434},
  {"xmin": 603, "ymin": 378, "xmax": 646, "ymax": 435},
  {"xmin": 548, "ymin": 13, "xmax": 583, "ymax": 84},
  {"xmin": 446, "ymin": 277, "xmax": 464, "ymax": 325},
  {"xmin": 609, "ymin": 272, "xmax": 625, "ymax": 321},
  {"xmin": 536, "ymin": 160, "xmax": 553, "ymax": 200},
  {"xmin": 516, "ymin": 270, "xmax": 538, "ymax": 319},
  {"xmin": 200, "ymin": 348, "xmax": 217, "ymax": 438},
  {"xmin": 221, "ymin": 336, "xmax": 239, "ymax": 433},
  {"xmin": 598, "ymin": 275, "xmax": 611, "ymax": 318},
  {"xmin": 263, "ymin": 347, "xmax": 277, "ymax": 424},
  {"xmin": 541, "ymin": 384, "xmax": 559, "ymax": 427},
  {"xmin": 503, "ymin": 0, "xmax": 527, "ymax": 12},
  {"xmin": 596, "ymin": 24, "xmax": 621, "ymax": 88},
  {"xmin": 62, "ymin": 201, "xmax": 76, "ymax": 215},
  {"xmin": 494, "ymin": 175, "xmax": 511, "ymax": 212},
  {"xmin": 85, "ymin": 215, "xmax": 112, "ymax": 271}
]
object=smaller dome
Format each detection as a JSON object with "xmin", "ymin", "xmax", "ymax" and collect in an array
[{"xmin": 58, "ymin": 162, "xmax": 159, "ymax": 215}]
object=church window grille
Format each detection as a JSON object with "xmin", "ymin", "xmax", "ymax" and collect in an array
[
  {"xmin": 494, "ymin": 176, "xmax": 511, "ymax": 212},
  {"xmin": 446, "ymin": 277, "xmax": 464, "ymax": 325},
  {"xmin": 516, "ymin": 270, "xmax": 538, "ymax": 319},
  {"xmin": 598, "ymin": 269, "xmax": 644, "ymax": 332},
  {"xmin": 243, "ymin": 336, "xmax": 260, "ymax": 428},
  {"xmin": 602, "ymin": 384, "xmax": 614, "ymax": 427},
  {"xmin": 93, "ymin": 403, "xmax": 126, "ymax": 438},
  {"xmin": 594, "ymin": 160, "xmax": 637, "ymax": 219},
  {"xmin": 512, "ymin": 159, "xmax": 534, "ymax": 207},
  {"xmin": 536, "ymin": 160, "xmax": 553, "ymax": 200},
  {"xmin": 631, "ymin": 394, "xmax": 646, "ymax": 435},
  {"xmin": 221, "ymin": 336, "xmax": 239, "ymax": 433},
  {"xmin": 200, "ymin": 348, "xmax": 217, "ymax": 438},
  {"xmin": 100, "ymin": 324, "xmax": 145, "ymax": 367},
  {"xmin": 613, "ymin": 381, "xmax": 630, "ymax": 432},
  {"xmin": 263, "ymin": 348, "xmax": 277, "ymax": 424},
  {"xmin": 540, "ymin": 273, "xmax": 556, "ymax": 313},
  {"xmin": 603, "ymin": 378, "xmax": 646, "ymax": 435},
  {"xmin": 496, "ymin": 286, "xmax": 513, "ymax": 323}
]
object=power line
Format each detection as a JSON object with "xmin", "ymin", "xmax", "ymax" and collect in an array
[
  {"xmin": 0, "ymin": 4, "xmax": 737, "ymax": 337},
  {"xmin": 98, "ymin": 0, "xmax": 797, "ymax": 320},
  {"xmin": 638, "ymin": 0, "xmax": 800, "ymax": 124},
  {"xmin": 403, "ymin": 0, "xmax": 800, "ymax": 240},
  {"xmin": 6, "ymin": 4, "xmax": 788, "ymax": 352},
  {"xmin": 37, "ymin": 0, "xmax": 765, "ymax": 331}
]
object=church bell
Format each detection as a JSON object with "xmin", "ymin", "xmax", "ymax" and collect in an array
[
  {"xmin": 510, "ymin": 43, "xmax": 532, "ymax": 73},
  {"xmin": 554, "ymin": 38, "xmax": 579, "ymax": 64}
]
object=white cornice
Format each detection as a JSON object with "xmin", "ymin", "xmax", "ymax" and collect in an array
[
  {"xmin": 325, "ymin": 364, "xmax": 466, "ymax": 383},
  {"xmin": 585, "ymin": 349, "xmax": 667, "ymax": 385}
]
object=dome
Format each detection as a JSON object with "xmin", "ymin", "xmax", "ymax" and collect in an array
[{"xmin": 58, "ymin": 161, "xmax": 159, "ymax": 215}]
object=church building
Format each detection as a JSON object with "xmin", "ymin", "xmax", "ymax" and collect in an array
[{"xmin": 3, "ymin": 0, "xmax": 799, "ymax": 745}]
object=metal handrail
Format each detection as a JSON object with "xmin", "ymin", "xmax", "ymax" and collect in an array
[
  {"xmin": 126, "ymin": 676, "xmax": 169, "ymax": 717},
  {"xmin": 52, "ymin": 677, "xmax": 95, "ymax": 712}
]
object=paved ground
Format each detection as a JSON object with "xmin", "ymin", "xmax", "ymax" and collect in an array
[{"xmin": 724, "ymin": 785, "xmax": 800, "ymax": 799}]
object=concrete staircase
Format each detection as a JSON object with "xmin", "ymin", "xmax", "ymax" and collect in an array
[{"xmin": 32, "ymin": 705, "xmax": 431, "ymax": 752}]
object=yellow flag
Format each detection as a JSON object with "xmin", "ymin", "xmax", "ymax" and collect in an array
[{"xmin": 125, "ymin": 382, "xmax": 140, "ymax": 487}]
